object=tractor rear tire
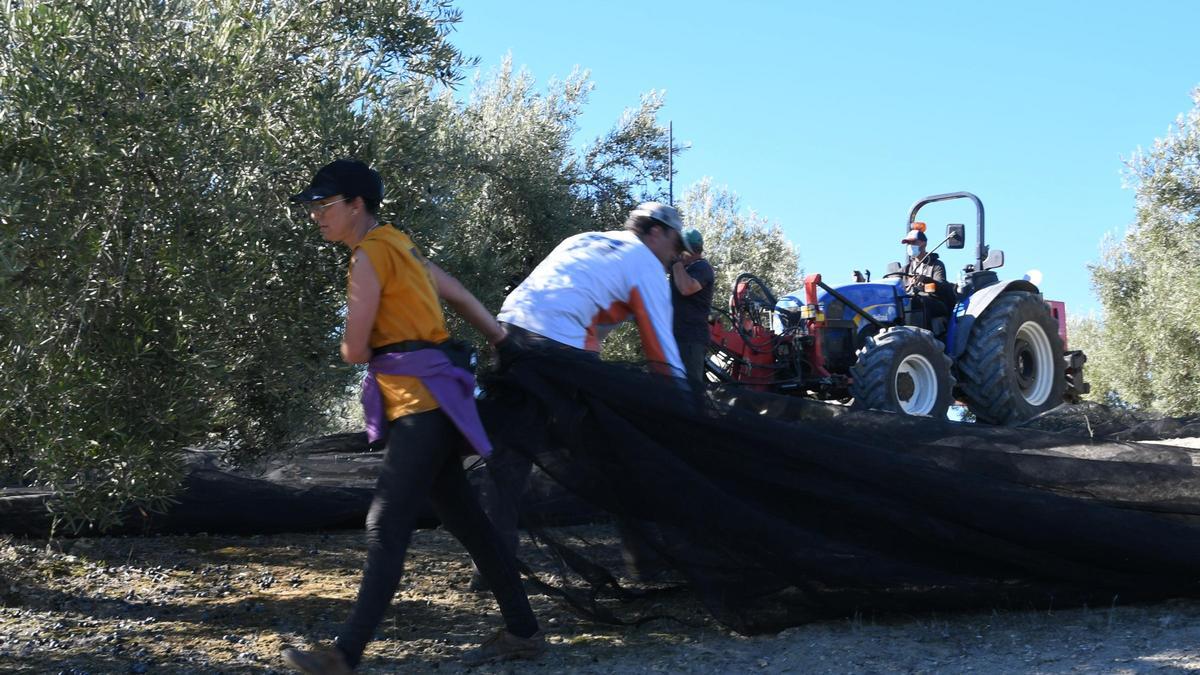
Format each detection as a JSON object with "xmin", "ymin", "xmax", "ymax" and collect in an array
[
  {"xmin": 850, "ymin": 326, "xmax": 955, "ymax": 418},
  {"xmin": 958, "ymin": 291, "xmax": 1067, "ymax": 425}
]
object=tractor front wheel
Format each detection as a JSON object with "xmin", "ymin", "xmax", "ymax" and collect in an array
[
  {"xmin": 958, "ymin": 291, "xmax": 1067, "ymax": 425},
  {"xmin": 850, "ymin": 327, "xmax": 955, "ymax": 418}
]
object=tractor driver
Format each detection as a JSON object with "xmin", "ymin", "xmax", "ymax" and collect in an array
[{"xmin": 901, "ymin": 226, "xmax": 956, "ymax": 328}]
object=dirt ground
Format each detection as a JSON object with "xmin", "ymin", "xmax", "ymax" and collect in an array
[{"xmin": 4, "ymin": 526, "xmax": 1200, "ymax": 674}]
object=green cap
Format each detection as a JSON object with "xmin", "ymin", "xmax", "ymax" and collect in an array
[{"xmin": 683, "ymin": 227, "xmax": 704, "ymax": 253}]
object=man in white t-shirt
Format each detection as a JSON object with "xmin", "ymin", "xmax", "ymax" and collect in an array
[
  {"xmin": 471, "ymin": 203, "xmax": 691, "ymax": 590},
  {"xmin": 496, "ymin": 201, "xmax": 689, "ymax": 377}
]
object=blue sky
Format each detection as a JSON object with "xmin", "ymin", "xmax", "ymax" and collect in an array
[{"xmin": 451, "ymin": 1, "xmax": 1199, "ymax": 318}]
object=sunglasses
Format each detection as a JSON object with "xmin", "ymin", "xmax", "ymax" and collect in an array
[{"xmin": 306, "ymin": 196, "xmax": 349, "ymax": 215}]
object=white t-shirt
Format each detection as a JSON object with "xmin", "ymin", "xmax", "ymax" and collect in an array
[{"xmin": 499, "ymin": 230, "xmax": 684, "ymax": 377}]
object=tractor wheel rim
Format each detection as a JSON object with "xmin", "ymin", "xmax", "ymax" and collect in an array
[
  {"xmin": 895, "ymin": 353, "xmax": 939, "ymax": 415},
  {"xmin": 1015, "ymin": 321, "xmax": 1054, "ymax": 406}
]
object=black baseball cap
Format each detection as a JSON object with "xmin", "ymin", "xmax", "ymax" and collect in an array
[{"xmin": 290, "ymin": 159, "xmax": 383, "ymax": 205}]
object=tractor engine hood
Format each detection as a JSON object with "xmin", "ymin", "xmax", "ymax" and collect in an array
[{"xmin": 775, "ymin": 280, "xmax": 903, "ymax": 330}]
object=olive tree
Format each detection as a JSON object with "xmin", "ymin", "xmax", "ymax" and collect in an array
[
  {"xmin": 0, "ymin": 0, "xmax": 469, "ymax": 530},
  {"xmin": 1, "ymin": 0, "xmax": 686, "ymax": 531},
  {"xmin": 410, "ymin": 60, "xmax": 675, "ymax": 349},
  {"xmin": 1087, "ymin": 87, "xmax": 1200, "ymax": 415},
  {"xmin": 1065, "ymin": 315, "xmax": 1130, "ymax": 408}
]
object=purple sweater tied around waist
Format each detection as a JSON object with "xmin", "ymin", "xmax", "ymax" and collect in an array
[{"xmin": 361, "ymin": 349, "xmax": 493, "ymax": 457}]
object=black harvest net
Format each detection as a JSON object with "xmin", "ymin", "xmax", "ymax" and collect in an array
[{"xmin": 478, "ymin": 348, "xmax": 1200, "ymax": 634}]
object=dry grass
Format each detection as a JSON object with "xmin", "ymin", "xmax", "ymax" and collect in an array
[{"xmin": 4, "ymin": 526, "xmax": 1200, "ymax": 674}]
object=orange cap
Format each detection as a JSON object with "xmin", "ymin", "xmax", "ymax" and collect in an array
[{"xmin": 912, "ymin": 221, "xmax": 927, "ymax": 232}]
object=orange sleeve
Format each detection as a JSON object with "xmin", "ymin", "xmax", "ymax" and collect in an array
[{"xmin": 627, "ymin": 287, "xmax": 673, "ymax": 377}]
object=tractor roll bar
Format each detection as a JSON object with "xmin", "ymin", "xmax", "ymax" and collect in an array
[{"xmin": 907, "ymin": 191, "xmax": 986, "ymax": 273}]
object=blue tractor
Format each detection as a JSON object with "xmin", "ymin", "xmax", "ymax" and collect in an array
[{"xmin": 707, "ymin": 192, "xmax": 1089, "ymax": 423}]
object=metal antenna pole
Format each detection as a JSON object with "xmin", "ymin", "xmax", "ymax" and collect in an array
[{"xmin": 668, "ymin": 121, "xmax": 673, "ymax": 205}]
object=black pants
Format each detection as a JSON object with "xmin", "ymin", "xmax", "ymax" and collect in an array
[
  {"xmin": 478, "ymin": 416, "xmax": 667, "ymax": 581},
  {"xmin": 336, "ymin": 409, "xmax": 538, "ymax": 667},
  {"xmin": 478, "ymin": 324, "xmax": 589, "ymax": 566},
  {"xmin": 479, "ymin": 323, "xmax": 663, "ymax": 576},
  {"xmin": 677, "ymin": 340, "xmax": 708, "ymax": 393}
]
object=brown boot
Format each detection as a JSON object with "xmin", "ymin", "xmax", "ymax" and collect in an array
[
  {"xmin": 461, "ymin": 629, "xmax": 546, "ymax": 666},
  {"xmin": 281, "ymin": 644, "xmax": 353, "ymax": 674}
]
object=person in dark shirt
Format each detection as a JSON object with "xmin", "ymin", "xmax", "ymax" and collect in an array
[
  {"xmin": 669, "ymin": 228, "xmax": 716, "ymax": 392},
  {"xmin": 900, "ymin": 227, "xmax": 947, "ymax": 291},
  {"xmin": 900, "ymin": 226, "xmax": 956, "ymax": 329}
]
